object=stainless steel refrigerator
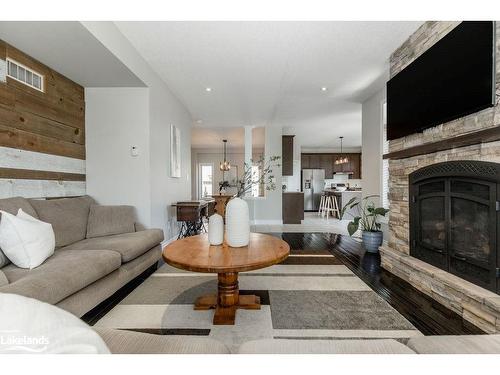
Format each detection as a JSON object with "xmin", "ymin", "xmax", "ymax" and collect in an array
[{"xmin": 302, "ymin": 169, "xmax": 325, "ymax": 211}]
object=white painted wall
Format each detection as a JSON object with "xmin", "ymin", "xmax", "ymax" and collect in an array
[
  {"xmin": 361, "ymin": 87, "xmax": 389, "ymax": 239},
  {"xmin": 250, "ymin": 125, "xmax": 282, "ymax": 224},
  {"xmin": 361, "ymin": 88, "xmax": 385, "ymax": 205},
  {"xmin": 148, "ymin": 83, "xmax": 192, "ymax": 240},
  {"xmin": 82, "ymin": 22, "xmax": 193, "ymax": 241},
  {"xmin": 85, "ymin": 87, "xmax": 151, "ymax": 226}
]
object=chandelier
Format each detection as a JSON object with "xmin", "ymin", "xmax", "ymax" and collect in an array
[
  {"xmin": 219, "ymin": 139, "xmax": 231, "ymax": 171},
  {"xmin": 334, "ymin": 136, "xmax": 349, "ymax": 165}
]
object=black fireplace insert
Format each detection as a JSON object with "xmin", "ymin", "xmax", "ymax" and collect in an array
[{"xmin": 409, "ymin": 160, "xmax": 500, "ymax": 293}]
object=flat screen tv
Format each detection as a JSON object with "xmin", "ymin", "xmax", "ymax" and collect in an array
[{"xmin": 387, "ymin": 21, "xmax": 495, "ymax": 141}]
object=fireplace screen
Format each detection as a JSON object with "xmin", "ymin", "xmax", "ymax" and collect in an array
[{"xmin": 409, "ymin": 161, "xmax": 499, "ymax": 293}]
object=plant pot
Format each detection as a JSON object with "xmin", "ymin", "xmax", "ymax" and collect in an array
[
  {"xmin": 225, "ymin": 197, "xmax": 250, "ymax": 247},
  {"xmin": 362, "ymin": 231, "xmax": 383, "ymax": 253}
]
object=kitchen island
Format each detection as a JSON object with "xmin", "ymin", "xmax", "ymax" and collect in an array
[{"xmin": 323, "ymin": 189, "xmax": 362, "ymax": 219}]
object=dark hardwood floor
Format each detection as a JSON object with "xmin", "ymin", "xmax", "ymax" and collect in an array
[
  {"xmin": 272, "ymin": 232, "xmax": 484, "ymax": 336},
  {"xmin": 84, "ymin": 232, "xmax": 485, "ymax": 335}
]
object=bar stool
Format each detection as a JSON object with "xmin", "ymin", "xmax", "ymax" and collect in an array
[
  {"xmin": 322, "ymin": 192, "xmax": 340, "ymax": 219},
  {"xmin": 318, "ymin": 193, "xmax": 327, "ymax": 216}
]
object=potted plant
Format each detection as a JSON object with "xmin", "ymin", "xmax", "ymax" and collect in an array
[
  {"xmin": 340, "ymin": 195, "xmax": 389, "ymax": 253},
  {"xmin": 224, "ymin": 156, "xmax": 280, "ymax": 247}
]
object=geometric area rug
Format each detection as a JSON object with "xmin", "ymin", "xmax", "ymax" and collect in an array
[{"xmin": 94, "ymin": 234, "xmax": 422, "ymax": 352}]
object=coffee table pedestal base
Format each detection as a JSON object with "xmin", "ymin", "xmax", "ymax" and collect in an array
[{"xmin": 193, "ymin": 272, "xmax": 260, "ymax": 325}]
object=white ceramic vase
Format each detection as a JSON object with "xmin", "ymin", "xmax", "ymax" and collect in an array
[
  {"xmin": 225, "ymin": 197, "xmax": 250, "ymax": 247},
  {"xmin": 208, "ymin": 213, "xmax": 224, "ymax": 245}
]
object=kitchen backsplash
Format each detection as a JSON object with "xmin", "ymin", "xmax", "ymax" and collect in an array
[{"xmin": 324, "ymin": 176, "xmax": 362, "ymax": 189}]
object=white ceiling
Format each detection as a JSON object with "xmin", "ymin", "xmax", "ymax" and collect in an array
[
  {"xmin": 191, "ymin": 126, "xmax": 265, "ymax": 149},
  {"xmin": 0, "ymin": 21, "xmax": 145, "ymax": 87},
  {"xmin": 116, "ymin": 21, "xmax": 421, "ymax": 148}
]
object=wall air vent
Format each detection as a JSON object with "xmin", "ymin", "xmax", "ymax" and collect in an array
[{"xmin": 6, "ymin": 58, "xmax": 44, "ymax": 92}]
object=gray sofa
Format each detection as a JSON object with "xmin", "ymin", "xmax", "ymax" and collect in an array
[
  {"xmin": 237, "ymin": 335, "xmax": 500, "ymax": 354},
  {"xmin": 0, "ymin": 196, "xmax": 164, "ymax": 317},
  {"xmin": 94, "ymin": 328, "xmax": 230, "ymax": 354}
]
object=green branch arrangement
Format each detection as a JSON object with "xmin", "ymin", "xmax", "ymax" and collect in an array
[
  {"xmin": 340, "ymin": 195, "xmax": 389, "ymax": 236},
  {"xmin": 235, "ymin": 156, "xmax": 281, "ymax": 198}
]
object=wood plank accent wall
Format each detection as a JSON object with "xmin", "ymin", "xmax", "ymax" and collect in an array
[{"xmin": 0, "ymin": 39, "xmax": 86, "ymax": 199}]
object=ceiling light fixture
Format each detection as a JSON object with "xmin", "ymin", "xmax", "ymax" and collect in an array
[
  {"xmin": 321, "ymin": 87, "xmax": 328, "ymax": 91},
  {"xmin": 219, "ymin": 139, "xmax": 231, "ymax": 172},
  {"xmin": 334, "ymin": 136, "xmax": 349, "ymax": 165},
  {"xmin": 205, "ymin": 87, "xmax": 212, "ymax": 92}
]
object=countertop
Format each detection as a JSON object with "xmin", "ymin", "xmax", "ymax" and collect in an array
[{"xmin": 323, "ymin": 189, "xmax": 362, "ymax": 194}]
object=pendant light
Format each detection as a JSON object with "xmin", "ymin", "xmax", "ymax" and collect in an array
[
  {"xmin": 219, "ymin": 139, "xmax": 231, "ymax": 171},
  {"xmin": 334, "ymin": 136, "xmax": 349, "ymax": 165}
]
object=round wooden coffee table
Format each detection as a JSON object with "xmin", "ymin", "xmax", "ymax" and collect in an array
[{"xmin": 162, "ymin": 233, "xmax": 290, "ymax": 325}]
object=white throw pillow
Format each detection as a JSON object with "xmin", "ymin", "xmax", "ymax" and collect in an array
[
  {"xmin": 0, "ymin": 209, "xmax": 55, "ymax": 269},
  {"xmin": 0, "ymin": 293, "xmax": 110, "ymax": 354}
]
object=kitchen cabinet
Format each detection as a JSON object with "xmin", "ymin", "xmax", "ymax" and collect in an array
[
  {"xmin": 282, "ymin": 135, "xmax": 294, "ymax": 176},
  {"xmin": 309, "ymin": 154, "xmax": 320, "ymax": 168},
  {"xmin": 321, "ymin": 154, "xmax": 333, "ymax": 178},
  {"xmin": 301, "ymin": 154, "xmax": 310, "ymax": 169},
  {"xmin": 301, "ymin": 153, "xmax": 362, "ymax": 179},
  {"xmin": 282, "ymin": 192, "xmax": 304, "ymax": 224},
  {"xmin": 349, "ymin": 153, "xmax": 361, "ymax": 179}
]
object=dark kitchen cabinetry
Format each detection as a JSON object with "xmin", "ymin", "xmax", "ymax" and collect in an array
[
  {"xmin": 321, "ymin": 154, "xmax": 333, "ymax": 178},
  {"xmin": 282, "ymin": 192, "xmax": 305, "ymax": 224},
  {"xmin": 282, "ymin": 135, "xmax": 295, "ymax": 176},
  {"xmin": 349, "ymin": 154, "xmax": 361, "ymax": 179},
  {"xmin": 309, "ymin": 154, "xmax": 320, "ymax": 169},
  {"xmin": 301, "ymin": 154, "xmax": 310, "ymax": 169},
  {"xmin": 301, "ymin": 153, "xmax": 362, "ymax": 179}
]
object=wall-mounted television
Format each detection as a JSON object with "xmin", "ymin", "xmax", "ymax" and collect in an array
[{"xmin": 387, "ymin": 21, "xmax": 496, "ymax": 141}]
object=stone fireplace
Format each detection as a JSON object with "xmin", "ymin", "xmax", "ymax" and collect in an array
[
  {"xmin": 380, "ymin": 21, "xmax": 500, "ymax": 333},
  {"xmin": 409, "ymin": 160, "xmax": 499, "ymax": 293}
]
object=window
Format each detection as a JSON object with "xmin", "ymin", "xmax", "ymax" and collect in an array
[
  {"xmin": 6, "ymin": 58, "xmax": 44, "ymax": 92},
  {"xmin": 251, "ymin": 165, "xmax": 260, "ymax": 197},
  {"xmin": 199, "ymin": 163, "xmax": 213, "ymax": 198},
  {"xmin": 382, "ymin": 101, "xmax": 389, "ymax": 209}
]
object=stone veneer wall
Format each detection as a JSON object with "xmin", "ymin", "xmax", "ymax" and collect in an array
[{"xmin": 380, "ymin": 21, "xmax": 500, "ymax": 333}]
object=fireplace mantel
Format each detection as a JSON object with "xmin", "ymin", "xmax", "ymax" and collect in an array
[{"xmin": 383, "ymin": 126, "xmax": 500, "ymax": 160}]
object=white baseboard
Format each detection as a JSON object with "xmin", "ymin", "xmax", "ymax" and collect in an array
[{"xmin": 250, "ymin": 219, "xmax": 283, "ymax": 225}]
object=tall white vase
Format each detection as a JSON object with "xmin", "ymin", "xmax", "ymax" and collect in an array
[
  {"xmin": 225, "ymin": 197, "xmax": 250, "ymax": 247},
  {"xmin": 208, "ymin": 213, "xmax": 224, "ymax": 245}
]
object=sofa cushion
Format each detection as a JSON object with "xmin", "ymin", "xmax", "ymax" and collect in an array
[
  {"xmin": 0, "ymin": 197, "xmax": 38, "ymax": 268},
  {"xmin": 0, "ymin": 293, "xmax": 110, "ymax": 354},
  {"xmin": 0, "ymin": 248, "xmax": 121, "ymax": 304},
  {"xmin": 63, "ymin": 229, "xmax": 164, "ymax": 263},
  {"xmin": 29, "ymin": 196, "xmax": 96, "ymax": 248},
  {"xmin": 0, "ymin": 270, "xmax": 7, "ymax": 287},
  {"xmin": 0, "ymin": 209, "xmax": 55, "ymax": 269},
  {"xmin": 0, "ymin": 197, "xmax": 38, "ymax": 218},
  {"xmin": 237, "ymin": 339, "xmax": 415, "ymax": 354},
  {"xmin": 86, "ymin": 205, "xmax": 136, "ymax": 239},
  {"xmin": 94, "ymin": 328, "xmax": 230, "ymax": 354},
  {"xmin": 407, "ymin": 334, "xmax": 500, "ymax": 354}
]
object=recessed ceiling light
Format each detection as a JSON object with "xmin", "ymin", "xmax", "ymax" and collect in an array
[
  {"xmin": 195, "ymin": 119, "xmax": 203, "ymax": 124},
  {"xmin": 205, "ymin": 87, "xmax": 212, "ymax": 92},
  {"xmin": 321, "ymin": 87, "xmax": 328, "ymax": 92}
]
